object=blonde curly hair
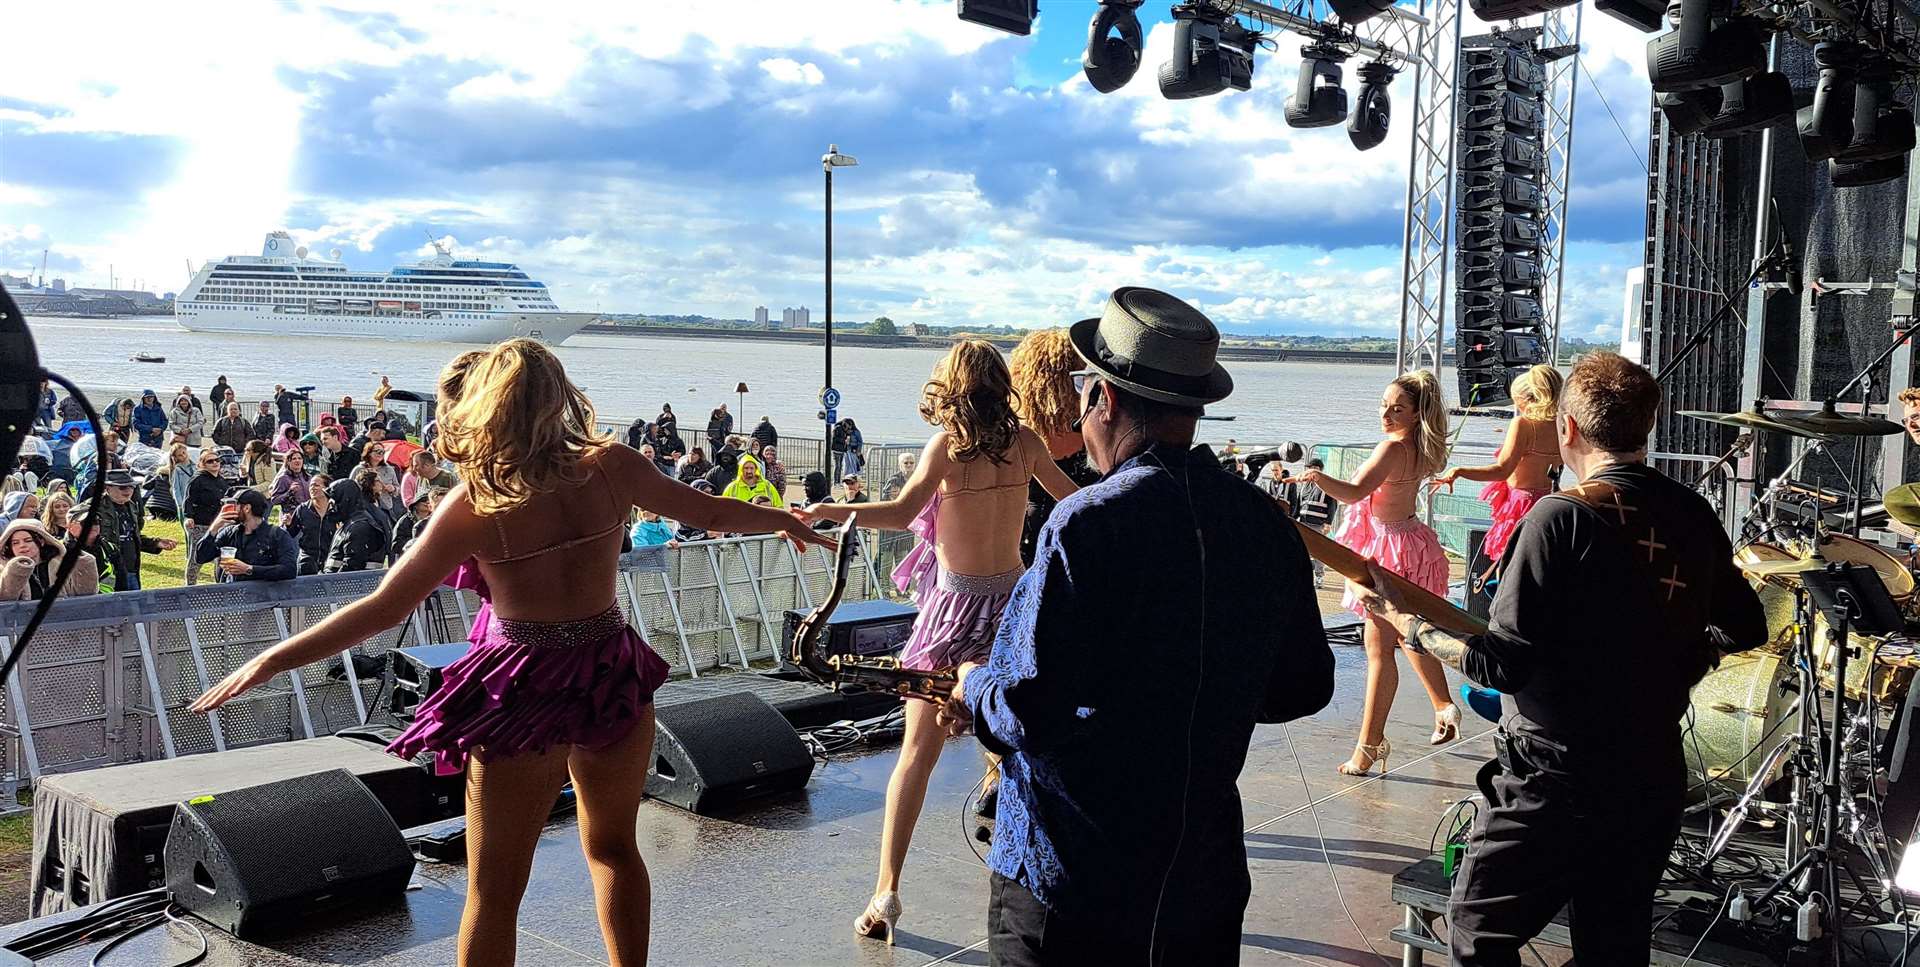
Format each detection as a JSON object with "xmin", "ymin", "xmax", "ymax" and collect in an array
[
  {"xmin": 919, "ymin": 340, "xmax": 1020, "ymax": 465},
  {"xmin": 433, "ymin": 340, "xmax": 610, "ymax": 515},
  {"xmin": 1510, "ymin": 364, "xmax": 1564, "ymax": 422},
  {"xmin": 1009, "ymin": 329, "xmax": 1081, "ymax": 437}
]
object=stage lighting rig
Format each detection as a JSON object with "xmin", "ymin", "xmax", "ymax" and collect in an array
[
  {"xmin": 1656, "ymin": 88, "xmax": 1723, "ymax": 135},
  {"xmin": 1348, "ymin": 60, "xmax": 1397, "ymax": 150},
  {"xmin": 1284, "ymin": 43, "xmax": 1349, "ymax": 127},
  {"xmin": 1646, "ymin": 0, "xmax": 1766, "ymax": 93},
  {"xmin": 958, "ymin": 0, "xmax": 1038, "ymax": 36},
  {"xmin": 1328, "ymin": 0, "xmax": 1393, "ymax": 25},
  {"xmin": 1700, "ymin": 70, "xmax": 1794, "ymax": 137},
  {"xmin": 1084, "ymin": 1, "xmax": 1146, "ymax": 93},
  {"xmin": 1158, "ymin": 4, "xmax": 1260, "ymax": 100},
  {"xmin": 1840, "ymin": 68, "xmax": 1915, "ymax": 162},
  {"xmin": 1831, "ymin": 154, "xmax": 1907, "ymax": 187},
  {"xmin": 1798, "ymin": 42, "xmax": 1860, "ymax": 162}
]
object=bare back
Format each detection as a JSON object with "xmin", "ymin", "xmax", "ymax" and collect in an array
[
  {"xmin": 474, "ymin": 448, "xmax": 627, "ymax": 623},
  {"xmin": 1504, "ymin": 417, "xmax": 1560, "ymax": 492},
  {"xmin": 1369, "ymin": 438, "xmax": 1425, "ymax": 522},
  {"xmin": 932, "ymin": 428, "xmax": 1047, "ymax": 576}
]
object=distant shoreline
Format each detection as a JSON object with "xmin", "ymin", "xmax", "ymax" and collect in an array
[{"xmin": 581, "ymin": 323, "xmax": 1429, "ymax": 365}]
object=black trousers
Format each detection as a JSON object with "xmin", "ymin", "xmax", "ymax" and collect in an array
[
  {"xmin": 987, "ymin": 872, "xmax": 1240, "ymax": 967},
  {"xmin": 1449, "ymin": 725, "xmax": 1685, "ymax": 967}
]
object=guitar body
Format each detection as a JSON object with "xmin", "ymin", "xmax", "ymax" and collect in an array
[{"xmin": 1294, "ymin": 520, "xmax": 1488, "ymax": 637}]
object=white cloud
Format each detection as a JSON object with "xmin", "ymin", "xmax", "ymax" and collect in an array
[{"xmin": 760, "ymin": 58, "xmax": 826, "ymax": 86}]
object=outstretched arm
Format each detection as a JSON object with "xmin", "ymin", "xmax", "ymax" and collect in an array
[
  {"xmin": 193, "ymin": 484, "xmax": 489, "ymax": 712},
  {"xmin": 1435, "ymin": 418, "xmax": 1523, "ymax": 488},
  {"xmin": 806, "ymin": 436, "xmax": 946, "ymax": 531},
  {"xmin": 1304, "ymin": 440, "xmax": 1401, "ymax": 505},
  {"xmin": 608, "ymin": 445, "xmax": 832, "ymax": 551}
]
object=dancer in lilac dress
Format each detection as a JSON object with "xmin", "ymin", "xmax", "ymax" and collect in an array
[
  {"xmin": 803, "ymin": 340, "xmax": 1079, "ymax": 946},
  {"xmin": 194, "ymin": 340, "xmax": 830, "ymax": 967}
]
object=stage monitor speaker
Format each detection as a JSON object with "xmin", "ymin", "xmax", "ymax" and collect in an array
[
  {"xmin": 646, "ymin": 692, "xmax": 814, "ymax": 815},
  {"xmin": 164, "ymin": 768, "xmax": 414, "ymax": 938},
  {"xmin": 387, "ymin": 641, "xmax": 473, "ymax": 720},
  {"xmin": 779, "ymin": 599, "xmax": 917, "ymax": 670}
]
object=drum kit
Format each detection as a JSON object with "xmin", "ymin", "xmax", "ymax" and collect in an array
[{"xmin": 1678, "ymin": 401, "xmax": 1920, "ymax": 947}]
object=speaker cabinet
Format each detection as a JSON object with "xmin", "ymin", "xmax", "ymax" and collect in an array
[
  {"xmin": 645, "ymin": 692, "xmax": 814, "ymax": 815},
  {"xmin": 165, "ymin": 769, "xmax": 414, "ymax": 938}
]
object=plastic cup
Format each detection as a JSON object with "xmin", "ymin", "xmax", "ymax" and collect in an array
[{"xmin": 219, "ymin": 546, "xmax": 238, "ymax": 561}]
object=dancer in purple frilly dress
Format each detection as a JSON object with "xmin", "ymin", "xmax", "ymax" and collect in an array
[
  {"xmin": 1299, "ymin": 370, "xmax": 1460, "ymax": 777},
  {"xmin": 193, "ymin": 340, "xmax": 831, "ymax": 967},
  {"xmin": 802, "ymin": 341, "xmax": 1079, "ymax": 946}
]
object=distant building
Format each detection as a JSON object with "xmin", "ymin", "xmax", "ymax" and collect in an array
[
  {"xmin": 755, "ymin": 305, "xmax": 770, "ymax": 329},
  {"xmin": 908, "ymin": 323, "xmax": 929, "ymax": 337},
  {"xmin": 782, "ymin": 306, "xmax": 811, "ymax": 329}
]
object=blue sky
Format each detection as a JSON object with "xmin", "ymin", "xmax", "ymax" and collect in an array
[{"xmin": 0, "ymin": 0, "xmax": 1654, "ymax": 340}]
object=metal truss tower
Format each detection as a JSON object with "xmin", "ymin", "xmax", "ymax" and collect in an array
[{"xmin": 1395, "ymin": 2, "xmax": 1583, "ymax": 388}]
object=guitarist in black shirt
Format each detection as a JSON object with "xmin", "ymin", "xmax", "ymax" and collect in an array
[{"xmin": 1361, "ymin": 353, "xmax": 1767, "ymax": 967}]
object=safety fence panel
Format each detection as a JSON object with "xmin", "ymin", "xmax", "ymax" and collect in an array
[{"xmin": 0, "ymin": 534, "xmax": 884, "ymax": 806}]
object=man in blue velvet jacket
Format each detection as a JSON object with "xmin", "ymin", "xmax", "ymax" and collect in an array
[{"xmin": 944, "ymin": 288, "xmax": 1335, "ymax": 966}]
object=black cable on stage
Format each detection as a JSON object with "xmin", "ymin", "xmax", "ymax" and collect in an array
[
  {"xmin": 0, "ymin": 371, "xmax": 105, "ymax": 691},
  {"xmin": 85, "ymin": 905, "xmax": 207, "ymax": 967}
]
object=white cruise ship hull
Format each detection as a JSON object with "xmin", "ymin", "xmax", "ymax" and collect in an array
[{"xmin": 174, "ymin": 304, "xmax": 595, "ymax": 345}]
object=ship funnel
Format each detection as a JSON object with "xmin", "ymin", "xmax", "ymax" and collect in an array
[{"xmin": 261, "ymin": 231, "xmax": 293, "ymax": 257}]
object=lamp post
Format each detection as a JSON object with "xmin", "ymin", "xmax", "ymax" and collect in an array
[
  {"xmin": 822, "ymin": 143, "xmax": 858, "ymax": 476},
  {"xmin": 735, "ymin": 381, "xmax": 749, "ymax": 420}
]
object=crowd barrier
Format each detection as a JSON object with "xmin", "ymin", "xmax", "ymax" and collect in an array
[{"xmin": 0, "ymin": 530, "xmax": 903, "ymax": 814}]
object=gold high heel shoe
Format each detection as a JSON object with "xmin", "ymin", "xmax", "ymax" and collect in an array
[
  {"xmin": 1337, "ymin": 738, "xmax": 1391, "ymax": 776},
  {"xmin": 1431, "ymin": 703, "xmax": 1462, "ymax": 746},
  {"xmin": 854, "ymin": 892, "xmax": 902, "ymax": 945}
]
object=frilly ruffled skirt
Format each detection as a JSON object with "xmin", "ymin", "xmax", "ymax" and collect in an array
[
  {"xmin": 1478, "ymin": 480, "xmax": 1549, "ymax": 562},
  {"xmin": 1335, "ymin": 494, "xmax": 1450, "ymax": 619},
  {"xmin": 387, "ymin": 603, "xmax": 670, "ymax": 776}
]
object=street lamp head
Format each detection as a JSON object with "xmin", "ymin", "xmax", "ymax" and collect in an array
[{"xmin": 823, "ymin": 143, "xmax": 859, "ymax": 169}]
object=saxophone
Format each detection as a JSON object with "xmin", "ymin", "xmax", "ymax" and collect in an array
[{"xmin": 788, "ymin": 513, "xmax": 958, "ymax": 699}]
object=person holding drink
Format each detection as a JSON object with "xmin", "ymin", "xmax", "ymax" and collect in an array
[{"xmin": 193, "ymin": 488, "xmax": 299, "ymax": 582}]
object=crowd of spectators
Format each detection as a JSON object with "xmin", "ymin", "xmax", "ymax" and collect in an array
[{"xmin": 6, "ymin": 376, "xmax": 890, "ymax": 601}]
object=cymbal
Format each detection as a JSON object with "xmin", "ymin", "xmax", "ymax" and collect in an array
[
  {"xmin": 1888, "ymin": 483, "xmax": 1920, "ymax": 527},
  {"xmin": 1742, "ymin": 557, "xmax": 1822, "ymax": 579},
  {"xmin": 1677, "ymin": 409, "xmax": 1833, "ymax": 439},
  {"xmin": 1781, "ymin": 406, "xmax": 1905, "ymax": 437}
]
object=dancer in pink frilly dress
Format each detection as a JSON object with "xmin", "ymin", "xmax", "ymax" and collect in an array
[{"xmin": 1299, "ymin": 370, "xmax": 1458, "ymax": 776}]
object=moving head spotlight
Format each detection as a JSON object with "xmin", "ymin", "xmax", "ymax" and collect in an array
[
  {"xmin": 1285, "ymin": 44, "xmax": 1349, "ymax": 128},
  {"xmin": 1701, "ymin": 70, "xmax": 1793, "ymax": 138},
  {"xmin": 1831, "ymin": 154, "xmax": 1906, "ymax": 188},
  {"xmin": 1841, "ymin": 70, "xmax": 1915, "ymax": 163},
  {"xmin": 1798, "ymin": 43, "xmax": 1859, "ymax": 162},
  {"xmin": 1084, "ymin": 1, "xmax": 1146, "ymax": 93},
  {"xmin": 1656, "ymin": 88, "xmax": 1722, "ymax": 135},
  {"xmin": 958, "ymin": 0, "xmax": 1038, "ymax": 36},
  {"xmin": 1348, "ymin": 61, "xmax": 1397, "ymax": 151},
  {"xmin": 1158, "ymin": 6, "xmax": 1258, "ymax": 100},
  {"xmin": 1330, "ymin": 0, "xmax": 1394, "ymax": 24},
  {"xmin": 1646, "ymin": 0, "xmax": 1765, "ymax": 93}
]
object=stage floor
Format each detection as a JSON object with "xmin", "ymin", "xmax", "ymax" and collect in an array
[{"xmin": 3, "ymin": 629, "xmax": 1536, "ymax": 966}]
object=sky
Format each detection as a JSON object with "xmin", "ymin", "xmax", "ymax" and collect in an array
[{"xmin": 0, "ymin": 0, "xmax": 1657, "ymax": 340}]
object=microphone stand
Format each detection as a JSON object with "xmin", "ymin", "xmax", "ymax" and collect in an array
[
  {"xmin": 1822, "ymin": 318, "xmax": 1916, "ymax": 536},
  {"xmin": 1656, "ymin": 238, "xmax": 1791, "ymax": 385}
]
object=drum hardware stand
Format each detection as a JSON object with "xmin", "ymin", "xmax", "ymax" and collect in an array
[
  {"xmin": 1824, "ymin": 317, "xmax": 1915, "ymax": 537},
  {"xmin": 1749, "ymin": 564, "xmax": 1904, "ymax": 958},
  {"xmin": 1734, "ymin": 441, "xmax": 1828, "ymax": 553}
]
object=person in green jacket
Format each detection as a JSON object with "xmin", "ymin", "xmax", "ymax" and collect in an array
[{"xmin": 722, "ymin": 454, "xmax": 781, "ymax": 504}]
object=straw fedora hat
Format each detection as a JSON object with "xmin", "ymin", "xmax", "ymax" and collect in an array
[{"xmin": 1069, "ymin": 287, "xmax": 1233, "ymax": 407}]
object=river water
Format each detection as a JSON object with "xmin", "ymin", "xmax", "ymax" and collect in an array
[{"xmin": 25, "ymin": 316, "xmax": 1503, "ymax": 450}]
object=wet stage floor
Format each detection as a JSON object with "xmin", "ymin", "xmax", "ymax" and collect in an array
[{"xmin": 5, "ymin": 579, "xmax": 1544, "ymax": 965}]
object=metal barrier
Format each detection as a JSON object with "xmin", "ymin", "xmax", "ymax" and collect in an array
[{"xmin": 0, "ymin": 532, "xmax": 894, "ymax": 811}]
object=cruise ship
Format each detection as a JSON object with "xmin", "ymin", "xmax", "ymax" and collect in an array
[{"xmin": 174, "ymin": 232, "xmax": 594, "ymax": 344}]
